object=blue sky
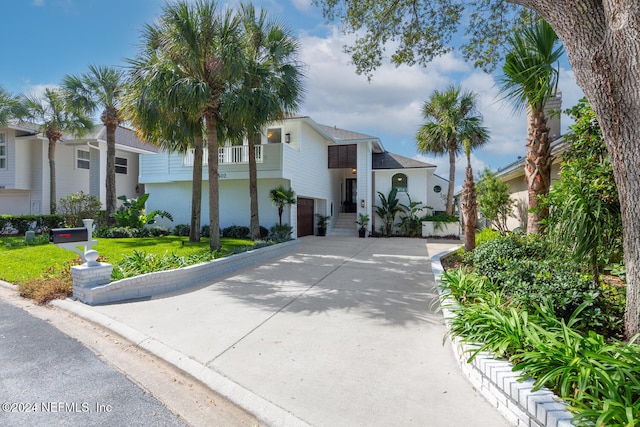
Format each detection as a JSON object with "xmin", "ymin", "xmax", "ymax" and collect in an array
[{"xmin": 1, "ymin": 0, "xmax": 584, "ymax": 190}]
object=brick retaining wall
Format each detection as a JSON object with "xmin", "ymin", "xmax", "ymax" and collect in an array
[{"xmin": 74, "ymin": 240, "xmax": 299, "ymax": 305}]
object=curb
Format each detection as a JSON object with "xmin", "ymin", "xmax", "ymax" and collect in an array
[
  {"xmin": 51, "ymin": 298, "xmax": 311, "ymax": 427},
  {"xmin": 431, "ymin": 247, "xmax": 575, "ymax": 427}
]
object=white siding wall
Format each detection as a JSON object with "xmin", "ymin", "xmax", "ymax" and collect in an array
[
  {"xmin": 427, "ymin": 174, "xmax": 448, "ymax": 212},
  {"xmin": 146, "ymin": 178, "xmax": 285, "ymax": 231}
]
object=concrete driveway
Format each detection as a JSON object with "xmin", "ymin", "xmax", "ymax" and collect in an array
[{"xmin": 57, "ymin": 236, "xmax": 511, "ymax": 427}]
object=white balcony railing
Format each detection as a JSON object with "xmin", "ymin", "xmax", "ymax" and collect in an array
[{"xmin": 183, "ymin": 145, "xmax": 263, "ymax": 166}]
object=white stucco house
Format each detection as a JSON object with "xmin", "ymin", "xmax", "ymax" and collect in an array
[
  {"xmin": 141, "ymin": 115, "xmax": 448, "ymax": 238},
  {"xmin": 0, "ymin": 122, "xmax": 161, "ymax": 215}
]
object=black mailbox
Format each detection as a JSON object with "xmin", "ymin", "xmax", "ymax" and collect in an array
[{"xmin": 50, "ymin": 227, "xmax": 88, "ymax": 244}]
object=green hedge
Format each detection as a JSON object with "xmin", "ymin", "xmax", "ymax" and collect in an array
[{"xmin": 0, "ymin": 215, "xmax": 64, "ymax": 235}]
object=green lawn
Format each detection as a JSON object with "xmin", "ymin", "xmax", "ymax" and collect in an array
[{"xmin": 0, "ymin": 235, "xmax": 253, "ymax": 284}]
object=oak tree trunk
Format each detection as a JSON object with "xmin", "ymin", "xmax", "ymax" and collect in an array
[
  {"xmin": 517, "ymin": 0, "xmax": 640, "ymax": 337},
  {"xmin": 189, "ymin": 134, "xmax": 204, "ymax": 242}
]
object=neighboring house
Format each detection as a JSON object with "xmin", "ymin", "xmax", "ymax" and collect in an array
[
  {"xmin": 0, "ymin": 123, "xmax": 161, "ymax": 215},
  {"xmin": 494, "ymin": 93, "xmax": 565, "ymax": 230},
  {"xmin": 141, "ymin": 115, "xmax": 448, "ymax": 238}
]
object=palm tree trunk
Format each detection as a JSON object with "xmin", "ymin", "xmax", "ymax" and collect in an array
[
  {"xmin": 446, "ymin": 147, "xmax": 456, "ymax": 215},
  {"xmin": 48, "ymin": 139, "xmax": 57, "ymax": 214},
  {"xmin": 248, "ymin": 141, "xmax": 260, "ymax": 240},
  {"xmin": 525, "ymin": 107, "xmax": 552, "ymax": 234},
  {"xmin": 206, "ymin": 112, "xmax": 221, "ymax": 251},
  {"xmin": 105, "ymin": 122, "xmax": 117, "ymax": 225},
  {"xmin": 189, "ymin": 134, "xmax": 204, "ymax": 242},
  {"xmin": 462, "ymin": 164, "xmax": 476, "ymax": 252}
]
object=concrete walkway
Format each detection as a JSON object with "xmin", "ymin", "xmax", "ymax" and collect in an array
[{"xmin": 56, "ymin": 237, "xmax": 511, "ymax": 427}]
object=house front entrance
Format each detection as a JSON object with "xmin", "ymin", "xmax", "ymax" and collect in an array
[
  {"xmin": 297, "ymin": 197, "xmax": 314, "ymax": 237},
  {"xmin": 344, "ymin": 178, "xmax": 357, "ymax": 213}
]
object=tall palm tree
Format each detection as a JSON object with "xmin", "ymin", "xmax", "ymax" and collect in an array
[
  {"xmin": 229, "ymin": 4, "xmax": 304, "ymax": 240},
  {"xmin": 461, "ymin": 138, "xmax": 477, "ymax": 252},
  {"xmin": 21, "ymin": 88, "xmax": 93, "ymax": 213},
  {"xmin": 0, "ymin": 86, "xmax": 22, "ymax": 127},
  {"xmin": 124, "ymin": 29, "xmax": 207, "ymax": 243},
  {"xmin": 63, "ymin": 65, "xmax": 125, "ymax": 223},
  {"xmin": 497, "ymin": 19, "xmax": 564, "ymax": 234},
  {"xmin": 416, "ymin": 85, "xmax": 489, "ymax": 215},
  {"xmin": 128, "ymin": 0, "xmax": 245, "ymax": 251}
]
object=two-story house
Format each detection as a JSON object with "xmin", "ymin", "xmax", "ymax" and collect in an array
[
  {"xmin": 141, "ymin": 115, "xmax": 448, "ymax": 238},
  {"xmin": 0, "ymin": 122, "xmax": 161, "ymax": 215}
]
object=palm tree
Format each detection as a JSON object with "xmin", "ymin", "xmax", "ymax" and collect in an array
[
  {"xmin": 0, "ymin": 86, "xmax": 22, "ymax": 127},
  {"xmin": 128, "ymin": 0, "xmax": 245, "ymax": 251},
  {"xmin": 416, "ymin": 85, "xmax": 489, "ymax": 215},
  {"xmin": 461, "ymin": 138, "xmax": 477, "ymax": 252},
  {"xmin": 63, "ymin": 65, "xmax": 125, "ymax": 223},
  {"xmin": 124, "ymin": 30, "xmax": 207, "ymax": 243},
  {"xmin": 230, "ymin": 4, "xmax": 305, "ymax": 240},
  {"xmin": 497, "ymin": 19, "xmax": 564, "ymax": 234},
  {"xmin": 21, "ymin": 88, "xmax": 93, "ymax": 213},
  {"xmin": 269, "ymin": 184, "xmax": 296, "ymax": 226}
]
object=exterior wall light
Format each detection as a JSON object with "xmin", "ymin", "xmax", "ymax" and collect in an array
[
  {"xmin": 360, "ymin": 199, "xmax": 365, "ymax": 208},
  {"xmin": 285, "ymin": 133, "xmax": 291, "ymax": 143}
]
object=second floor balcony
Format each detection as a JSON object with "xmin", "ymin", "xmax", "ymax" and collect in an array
[{"xmin": 183, "ymin": 145, "xmax": 264, "ymax": 166}]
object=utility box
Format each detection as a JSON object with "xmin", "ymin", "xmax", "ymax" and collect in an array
[{"xmin": 50, "ymin": 227, "xmax": 89, "ymax": 244}]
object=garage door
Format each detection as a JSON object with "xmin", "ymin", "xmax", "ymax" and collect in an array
[{"xmin": 297, "ymin": 198, "xmax": 314, "ymax": 237}]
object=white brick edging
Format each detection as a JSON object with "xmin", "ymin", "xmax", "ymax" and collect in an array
[
  {"xmin": 431, "ymin": 247, "xmax": 576, "ymax": 427},
  {"xmin": 73, "ymin": 240, "xmax": 300, "ymax": 305}
]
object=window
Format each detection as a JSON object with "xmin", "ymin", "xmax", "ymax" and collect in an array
[
  {"xmin": 115, "ymin": 157, "xmax": 128, "ymax": 174},
  {"xmin": 392, "ymin": 173, "xmax": 408, "ymax": 192},
  {"xmin": 267, "ymin": 128, "xmax": 281, "ymax": 144},
  {"xmin": 328, "ymin": 144, "xmax": 357, "ymax": 169},
  {"xmin": 77, "ymin": 149, "xmax": 90, "ymax": 169},
  {"xmin": 0, "ymin": 133, "xmax": 5, "ymax": 169},
  {"xmin": 433, "ymin": 185, "xmax": 442, "ymax": 193}
]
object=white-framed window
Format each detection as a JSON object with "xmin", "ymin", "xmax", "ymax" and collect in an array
[
  {"xmin": 267, "ymin": 127, "xmax": 282, "ymax": 144},
  {"xmin": 77, "ymin": 149, "xmax": 90, "ymax": 169},
  {"xmin": 115, "ymin": 156, "xmax": 128, "ymax": 174},
  {"xmin": 0, "ymin": 132, "xmax": 6, "ymax": 169},
  {"xmin": 392, "ymin": 173, "xmax": 408, "ymax": 192}
]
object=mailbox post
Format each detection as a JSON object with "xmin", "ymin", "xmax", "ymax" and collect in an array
[{"xmin": 50, "ymin": 219, "xmax": 98, "ymax": 262}]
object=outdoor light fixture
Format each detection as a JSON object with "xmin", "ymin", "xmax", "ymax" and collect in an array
[
  {"xmin": 352, "ymin": 168, "xmax": 357, "ymax": 174},
  {"xmin": 360, "ymin": 199, "xmax": 365, "ymax": 208},
  {"xmin": 285, "ymin": 133, "xmax": 291, "ymax": 143}
]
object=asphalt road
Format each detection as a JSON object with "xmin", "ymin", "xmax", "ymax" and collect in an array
[{"xmin": 0, "ymin": 299, "xmax": 188, "ymax": 427}]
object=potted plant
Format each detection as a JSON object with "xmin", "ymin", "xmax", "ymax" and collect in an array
[
  {"xmin": 356, "ymin": 213, "xmax": 369, "ymax": 238},
  {"xmin": 316, "ymin": 214, "xmax": 331, "ymax": 236}
]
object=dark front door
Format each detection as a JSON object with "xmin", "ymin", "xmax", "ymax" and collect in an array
[
  {"xmin": 297, "ymin": 197, "xmax": 314, "ymax": 237},
  {"xmin": 344, "ymin": 178, "xmax": 357, "ymax": 213}
]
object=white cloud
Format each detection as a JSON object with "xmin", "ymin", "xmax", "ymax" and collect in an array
[
  {"xmin": 33, "ymin": 0, "xmax": 45, "ymax": 6},
  {"xmin": 290, "ymin": 0, "xmax": 312, "ymax": 12}
]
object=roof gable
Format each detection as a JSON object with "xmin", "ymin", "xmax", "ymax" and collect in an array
[{"xmin": 372, "ymin": 152, "xmax": 436, "ymax": 170}]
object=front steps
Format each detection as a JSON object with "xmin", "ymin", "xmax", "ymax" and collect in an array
[{"xmin": 328, "ymin": 213, "xmax": 357, "ymax": 237}]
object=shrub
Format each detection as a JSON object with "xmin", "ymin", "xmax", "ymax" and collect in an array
[
  {"xmin": 222, "ymin": 225, "xmax": 250, "ymax": 239},
  {"xmin": 111, "ymin": 250, "xmax": 216, "ymax": 280},
  {"xmin": 259, "ymin": 225, "xmax": 269, "ymax": 239},
  {"xmin": 269, "ymin": 223, "xmax": 293, "ymax": 240},
  {"xmin": 173, "ymin": 224, "xmax": 190, "ymax": 236},
  {"xmin": 94, "ymin": 226, "xmax": 150, "ymax": 238},
  {"xmin": 17, "ymin": 258, "xmax": 80, "ymax": 304},
  {"xmin": 146, "ymin": 225, "xmax": 171, "ymax": 237},
  {"xmin": 112, "ymin": 193, "xmax": 173, "ymax": 228},
  {"xmin": 475, "ymin": 227, "xmax": 500, "ymax": 247},
  {"xmin": 57, "ymin": 191, "xmax": 102, "ymax": 227}
]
